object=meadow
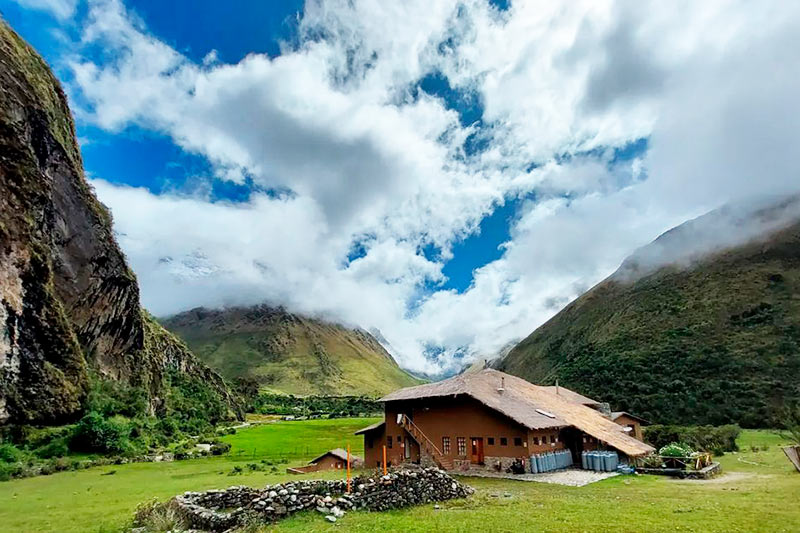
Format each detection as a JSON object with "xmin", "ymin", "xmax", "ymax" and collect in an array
[{"xmin": 1, "ymin": 420, "xmax": 798, "ymax": 533}]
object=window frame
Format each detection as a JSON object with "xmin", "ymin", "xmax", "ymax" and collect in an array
[
  {"xmin": 442, "ymin": 436, "xmax": 451, "ymax": 454},
  {"xmin": 500, "ymin": 437, "xmax": 508, "ymax": 446},
  {"xmin": 457, "ymin": 437, "xmax": 467, "ymax": 456}
]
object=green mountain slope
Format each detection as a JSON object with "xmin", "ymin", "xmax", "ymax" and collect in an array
[
  {"xmin": 161, "ymin": 306, "xmax": 422, "ymax": 396},
  {"xmin": 500, "ymin": 199, "xmax": 800, "ymax": 427}
]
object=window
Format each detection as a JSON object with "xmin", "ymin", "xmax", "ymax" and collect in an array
[
  {"xmin": 487, "ymin": 437, "xmax": 495, "ymax": 445},
  {"xmin": 514, "ymin": 437, "xmax": 523, "ymax": 446},
  {"xmin": 533, "ymin": 436, "xmax": 540, "ymax": 445},
  {"xmin": 442, "ymin": 437, "xmax": 451, "ymax": 454},
  {"xmin": 397, "ymin": 435, "xmax": 402, "ymax": 442},
  {"xmin": 500, "ymin": 437, "xmax": 508, "ymax": 446},
  {"xmin": 387, "ymin": 436, "xmax": 393, "ymax": 449},
  {"xmin": 457, "ymin": 437, "xmax": 467, "ymax": 456}
]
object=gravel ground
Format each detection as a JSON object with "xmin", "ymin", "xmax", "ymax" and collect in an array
[{"xmin": 456, "ymin": 468, "xmax": 619, "ymax": 487}]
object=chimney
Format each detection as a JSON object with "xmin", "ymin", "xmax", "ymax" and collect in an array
[{"xmin": 498, "ymin": 376, "xmax": 505, "ymax": 394}]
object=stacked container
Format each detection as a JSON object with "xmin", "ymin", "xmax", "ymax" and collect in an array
[
  {"xmin": 528, "ymin": 450, "xmax": 573, "ymax": 473},
  {"xmin": 581, "ymin": 450, "xmax": 619, "ymax": 472}
]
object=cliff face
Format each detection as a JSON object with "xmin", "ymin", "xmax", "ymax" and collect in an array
[
  {"xmin": 161, "ymin": 305, "xmax": 423, "ymax": 396},
  {"xmin": 0, "ymin": 21, "xmax": 241, "ymax": 425}
]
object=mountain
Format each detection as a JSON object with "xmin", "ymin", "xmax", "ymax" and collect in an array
[
  {"xmin": 161, "ymin": 305, "xmax": 423, "ymax": 396},
  {"xmin": 500, "ymin": 197, "xmax": 800, "ymax": 427},
  {"xmin": 0, "ymin": 21, "xmax": 241, "ymax": 425}
]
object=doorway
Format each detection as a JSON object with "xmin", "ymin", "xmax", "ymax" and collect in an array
[
  {"xmin": 470, "ymin": 437, "xmax": 484, "ymax": 465},
  {"xmin": 560, "ymin": 427, "xmax": 583, "ymax": 463}
]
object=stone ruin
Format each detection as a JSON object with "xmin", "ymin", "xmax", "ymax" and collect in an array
[{"xmin": 166, "ymin": 467, "xmax": 473, "ymax": 531}]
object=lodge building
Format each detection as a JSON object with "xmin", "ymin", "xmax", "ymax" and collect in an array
[{"xmin": 356, "ymin": 369, "xmax": 653, "ymax": 471}]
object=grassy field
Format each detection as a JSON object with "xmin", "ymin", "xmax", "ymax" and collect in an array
[{"xmin": 1, "ymin": 423, "xmax": 798, "ymax": 533}]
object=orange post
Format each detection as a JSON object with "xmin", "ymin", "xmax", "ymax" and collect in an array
[
  {"xmin": 382, "ymin": 445, "xmax": 387, "ymax": 475},
  {"xmin": 346, "ymin": 444, "xmax": 351, "ymax": 493}
]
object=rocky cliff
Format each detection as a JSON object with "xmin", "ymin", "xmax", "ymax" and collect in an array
[{"xmin": 0, "ymin": 21, "xmax": 241, "ymax": 425}]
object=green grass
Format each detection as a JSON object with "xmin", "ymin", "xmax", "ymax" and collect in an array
[{"xmin": 1, "ymin": 426, "xmax": 798, "ymax": 533}]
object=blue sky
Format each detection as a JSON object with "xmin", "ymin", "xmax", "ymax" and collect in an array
[
  {"xmin": 4, "ymin": 0, "xmax": 534, "ymax": 294},
  {"xmin": 5, "ymin": 0, "xmax": 799, "ymax": 374}
]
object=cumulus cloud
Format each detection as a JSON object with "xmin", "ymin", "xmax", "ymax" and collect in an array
[
  {"xmin": 10, "ymin": 0, "xmax": 77, "ymax": 20},
  {"xmin": 51, "ymin": 0, "xmax": 800, "ymax": 374}
]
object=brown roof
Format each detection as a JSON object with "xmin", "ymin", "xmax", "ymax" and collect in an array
[
  {"xmin": 611, "ymin": 411, "xmax": 649, "ymax": 425},
  {"xmin": 354, "ymin": 420, "xmax": 385, "ymax": 435},
  {"xmin": 381, "ymin": 369, "xmax": 654, "ymax": 457},
  {"xmin": 310, "ymin": 448, "xmax": 362, "ymax": 464},
  {"xmin": 541, "ymin": 385, "xmax": 600, "ymax": 406}
]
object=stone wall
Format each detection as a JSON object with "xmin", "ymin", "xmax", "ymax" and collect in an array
[{"xmin": 167, "ymin": 467, "xmax": 473, "ymax": 531}]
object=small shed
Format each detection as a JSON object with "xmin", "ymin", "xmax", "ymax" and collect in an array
[
  {"xmin": 287, "ymin": 448, "xmax": 363, "ymax": 474},
  {"xmin": 610, "ymin": 412, "xmax": 648, "ymax": 441}
]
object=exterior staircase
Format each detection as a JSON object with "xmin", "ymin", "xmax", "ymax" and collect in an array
[{"xmin": 398, "ymin": 414, "xmax": 453, "ymax": 470}]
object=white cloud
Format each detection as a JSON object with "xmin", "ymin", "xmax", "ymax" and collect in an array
[
  {"xmin": 11, "ymin": 0, "xmax": 77, "ymax": 20},
  {"xmin": 62, "ymin": 0, "xmax": 800, "ymax": 374}
]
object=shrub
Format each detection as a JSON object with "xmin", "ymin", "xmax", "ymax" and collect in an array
[
  {"xmin": 133, "ymin": 499, "xmax": 186, "ymax": 532},
  {"xmin": 210, "ymin": 442, "xmax": 231, "ymax": 455},
  {"xmin": 34, "ymin": 438, "xmax": 69, "ymax": 459},
  {"xmin": 659, "ymin": 443, "xmax": 694, "ymax": 457},
  {"xmin": 70, "ymin": 412, "xmax": 132, "ymax": 455},
  {"xmin": 0, "ymin": 443, "xmax": 23, "ymax": 463},
  {"xmin": 644, "ymin": 424, "xmax": 740, "ymax": 452}
]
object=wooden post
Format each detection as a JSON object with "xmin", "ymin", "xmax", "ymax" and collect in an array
[
  {"xmin": 346, "ymin": 444, "xmax": 351, "ymax": 494},
  {"xmin": 382, "ymin": 445, "xmax": 387, "ymax": 475}
]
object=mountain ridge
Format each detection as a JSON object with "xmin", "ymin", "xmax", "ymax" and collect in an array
[
  {"xmin": 500, "ymin": 197, "xmax": 800, "ymax": 427},
  {"xmin": 161, "ymin": 304, "xmax": 423, "ymax": 396}
]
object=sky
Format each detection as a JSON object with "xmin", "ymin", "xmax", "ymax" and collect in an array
[{"xmin": 4, "ymin": 0, "xmax": 800, "ymax": 375}]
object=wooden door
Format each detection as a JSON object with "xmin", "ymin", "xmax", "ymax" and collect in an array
[{"xmin": 470, "ymin": 437, "xmax": 484, "ymax": 465}]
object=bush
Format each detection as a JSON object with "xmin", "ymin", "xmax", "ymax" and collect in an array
[
  {"xmin": 70, "ymin": 412, "xmax": 133, "ymax": 455},
  {"xmin": 210, "ymin": 442, "xmax": 231, "ymax": 455},
  {"xmin": 659, "ymin": 443, "xmax": 694, "ymax": 457},
  {"xmin": 644, "ymin": 424, "xmax": 740, "ymax": 452},
  {"xmin": 34, "ymin": 438, "xmax": 69, "ymax": 459},
  {"xmin": 0, "ymin": 443, "xmax": 23, "ymax": 463}
]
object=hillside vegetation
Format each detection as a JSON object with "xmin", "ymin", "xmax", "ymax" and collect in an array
[
  {"xmin": 501, "ymin": 199, "xmax": 800, "ymax": 427},
  {"xmin": 161, "ymin": 306, "xmax": 421, "ymax": 396}
]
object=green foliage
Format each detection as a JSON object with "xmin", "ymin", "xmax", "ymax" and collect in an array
[
  {"xmin": 33, "ymin": 438, "xmax": 69, "ymax": 459},
  {"xmin": 645, "ymin": 424, "xmax": 741, "ymax": 452},
  {"xmin": 70, "ymin": 413, "xmax": 133, "ymax": 455},
  {"xmin": 778, "ymin": 404, "xmax": 800, "ymax": 445},
  {"xmin": 0, "ymin": 444, "xmax": 23, "ymax": 463},
  {"xmin": 85, "ymin": 379, "xmax": 149, "ymax": 418},
  {"xmin": 251, "ymin": 393, "xmax": 381, "ymax": 417},
  {"xmin": 161, "ymin": 369, "xmax": 229, "ymax": 434},
  {"xmin": 659, "ymin": 443, "xmax": 694, "ymax": 457}
]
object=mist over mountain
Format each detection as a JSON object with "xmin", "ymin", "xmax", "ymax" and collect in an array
[{"xmin": 500, "ymin": 197, "xmax": 800, "ymax": 427}]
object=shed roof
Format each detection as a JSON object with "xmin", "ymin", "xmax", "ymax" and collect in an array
[
  {"xmin": 380, "ymin": 369, "xmax": 654, "ymax": 457},
  {"xmin": 309, "ymin": 448, "xmax": 362, "ymax": 464},
  {"xmin": 354, "ymin": 420, "xmax": 385, "ymax": 435},
  {"xmin": 611, "ymin": 411, "xmax": 649, "ymax": 425}
]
